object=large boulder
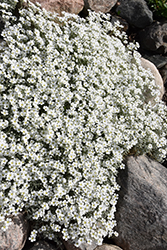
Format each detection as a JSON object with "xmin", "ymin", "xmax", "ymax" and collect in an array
[
  {"xmin": 112, "ymin": 155, "xmax": 167, "ymax": 250},
  {"xmin": 29, "ymin": 0, "xmax": 84, "ymax": 15},
  {"xmin": 140, "ymin": 57, "xmax": 165, "ymax": 101},
  {"xmin": 84, "ymin": 0, "xmax": 117, "ymax": 13},
  {"xmin": 0, "ymin": 213, "xmax": 29, "ymax": 250},
  {"xmin": 116, "ymin": 0, "xmax": 153, "ymax": 28},
  {"xmin": 139, "ymin": 22, "xmax": 167, "ymax": 54}
]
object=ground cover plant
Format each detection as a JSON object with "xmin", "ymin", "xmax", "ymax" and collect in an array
[
  {"xmin": 0, "ymin": 0, "xmax": 167, "ymax": 246},
  {"xmin": 146, "ymin": 0, "xmax": 167, "ymax": 19}
]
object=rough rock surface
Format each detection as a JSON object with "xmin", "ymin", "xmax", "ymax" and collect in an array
[
  {"xmin": 160, "ymin": 64, "xmax": 167, "ymax": 87},
  {"xmin": 113, "ymin": 155, "xmax": 167, "ymax": 250},
  {"xmin": 116, "ymin": 0, "xmax": 153, "ymax": 28},
  {"xmin": 0, "ymin": 213, "xmax": 29, "ymax": 250},
  {"xmin": 63, "ymin": 242, "xmax": 123, "ymax": 250},
  {"xmin": 95, "ymin": 244, "xmax": 123, "ymax": 250},
  {"xmin": 29, "ymin": 0, "xmax": 84, "ymax": 15},
  {"xmin": 63, "ymin": 239, "xmax": 97, "ymax": 250},
  {"xmin": 84, "ymin": 0, "xmax": 117, "ymax": 13},
  {"xmin": 142, "ymin": 54, "xmax": 167, "ymax": 69},
  {"xmin": 28, "ymin": 240, "xmax": 59, "ymax": 250},
  {"xmin": 140, "ymin": 57, "xmax": 165, "ymax": 101},
  {"xmin": 139, "ymin": 22, "xmax": 167, "ymax": 54}
]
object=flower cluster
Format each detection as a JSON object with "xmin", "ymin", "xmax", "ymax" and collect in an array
[{"xmin": 0, "ymin": 0, "xmax": 167, "ymax": 246}]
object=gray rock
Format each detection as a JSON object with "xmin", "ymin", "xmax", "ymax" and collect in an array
[
  {"xmin": 28, "ymin": 240, "xmax": 59, "ymax": 250},
  {"xmin": 63, "ymin": 240, "xmax": 122, "ymax": 250},
  {"xmin": 84, "ymin": 0, "xmax": 117, "ymax": 13},
  {"xmin": 140, "ymin": 55, "xmax": 167, "ymax": 89},
  {"xmin": 113, "ymin": 155, "xmax": 167, "ymax": 250},
  {"xmin": 95, "ymin": 244, "xmax": 123, "ymax": 250},
  {"xmin": 116, "ymin": 0, "xmax": 153, "ymax": 28},
  {"xmin": 142, "ymin": 54, "xmax": 167, "ymax": 69},
  {"xmin": 62, "ymin": 238, "xmax": 97, "ymax": 250},
  {"xmin": 0, "ymin": 212, "xmax": 29, "ymax": 250},
  {"xmin": 140, "ymin": 57, "xmax": 165, "ymax": 101},
  {"xmin": 139, "ymin": 21, "xmax": 167, "ymax": 54}
]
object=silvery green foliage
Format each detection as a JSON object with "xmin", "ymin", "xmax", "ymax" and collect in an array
[{"xmin": 0, "ymin": 0, "xmax": 167, "ymax": 246}]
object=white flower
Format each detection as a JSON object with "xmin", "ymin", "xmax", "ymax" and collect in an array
[
  {"xmin": 0, "ymin": 0, "xmax": 167, "ymax": 246},
  {"xmin": 29, "ymin": 229, "xmax": 38, "ymax": 242}
]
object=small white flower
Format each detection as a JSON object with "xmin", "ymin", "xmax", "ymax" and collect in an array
[{"xmin": 0, "ymin": 1, "xmax": 167, "ymax": 247}]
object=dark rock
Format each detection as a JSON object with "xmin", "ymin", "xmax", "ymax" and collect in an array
[
  {"xmin": 162, "ymin": 91, "xmax": 167, "ymax": 105},
  {"xmin": 28, "ymin": 240, "xmax": 59, "ymax": 250},
  {"xmin": 160, "ymin": 64, "xmax": 167, "ymax": 86},
  {"xmin": 111, "ymin": 15, "xmax": 129, "ymax": 32},
  {"xmin": 112, "ymin": 155, "xmax": 167, "ymax": 250},
  {"xmin": 142, "ymin": 54, "xmax": 167, "ymax": 69},
  {"xmin": 0, "ymin": 212, "xmax": 29, "ymax": 250},
  {"xmin": 62, "ymin": 239, "xmax": 97, "ymax": 250},
  {"xmin": 139, "ymin": 21, "xmax": 167, "ymax": 54},
  {"xmin": 62, "ymin": 240, "xmax": 123, "ymax": 250},
  {"xmin": 116, "ymin": 0, "xmax": 153, "ymax": 29}
]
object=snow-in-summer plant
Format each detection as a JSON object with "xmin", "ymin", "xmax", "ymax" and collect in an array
[{"xmin": 0, "ymin": 0, "xmax": 167, "ymax": 246}]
